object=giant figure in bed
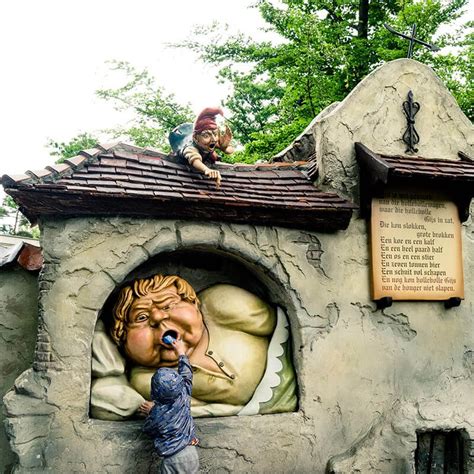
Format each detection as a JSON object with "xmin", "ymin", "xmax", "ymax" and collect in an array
[{"xmin": 91, "ymin": 275, "xmax": 297, "ymax": 420}]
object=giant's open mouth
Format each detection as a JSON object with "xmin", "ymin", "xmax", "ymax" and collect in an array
[
  {"xmin": 209, "ymin": 143, "xmax": 216, "ymax": 150},
  {"xmin": 162, "ymin": 330, "xmax": 178, "ymax": 344}
]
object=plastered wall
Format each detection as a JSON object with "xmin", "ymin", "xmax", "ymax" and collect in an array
[
  {"xmin": 2, "ymin": 212, "xmax": 473, "ymax": 472},
  {"xmin": 0, "ymin": 267, "xmax": 38, "ymax": 473}
]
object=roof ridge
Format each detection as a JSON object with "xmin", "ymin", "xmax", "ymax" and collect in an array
[
  {"xmin": 1, "ymin": 141, "xmax": 170, "ymax": 189},
  {"xmin": 220, "ymin": 161, "xmax": 311, "ymax": 171},
  {"xmin": 379, "ymin": 152, "xmax": 473, "ymax": 165},
  {"xmin": 2, "ymin": 153, "xmax": 99, "ymax": 189},
  {"xmin": 97, "ymin": 141, "xmax": 168, "ymax": 159}
]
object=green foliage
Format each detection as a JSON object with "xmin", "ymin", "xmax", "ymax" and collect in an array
[
  {"xmin": 47, "ymin": 132, "xmax": 98, "ymax": 162},
  {"xmin": 429, "ymin": 24, "xmax": 473, "ymax": 121},
  {"xmin": 3, "ymin": 195, "xmax": 18, "ymax": 210},
  {"xmin": 47, "ymin": 62, "xmax": 194, "ymax": 159},
  {"xmin": 15, "ymin": 228, "xmax": 40, "ymax": 239},
  {"xmin": 96, "ymin": 61, "xmax": 194, "ymax": 151},
  {"xmin": 47, "ymin": 2, "xmax": 471, "ymax": 165},
  {"xmin": 182, "ymin": 0, "xmax": 471, "ymax": 160},
  {"xmin": 0, "ymin": 196, "xmax": 39, "ymax": 239}
]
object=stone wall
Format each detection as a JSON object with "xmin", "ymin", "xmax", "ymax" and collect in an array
[
  {"xmin": 0, "ymin": 267, "xmax": 38, "ymax": 473},
  {"xmin": 3, "ymin": 211, "xmax": 474, "ymax": 472}
]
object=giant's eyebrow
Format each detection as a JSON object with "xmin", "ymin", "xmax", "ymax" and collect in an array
[
  {"xmin": 151, "ymin": 293, "xmax": 180, "ymax": 305},
  {"xmin": 129, "ymin": 301, "xmax": 152, "ymax": 312}
]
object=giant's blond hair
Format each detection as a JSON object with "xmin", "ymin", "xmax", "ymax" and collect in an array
[{"xmin": 111, "ymin": 274, "xmax": 199, "ymax": 346}]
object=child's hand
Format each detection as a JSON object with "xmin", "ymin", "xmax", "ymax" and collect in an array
[
  {"xmin": 171, "ymin": 338, "xmax": 186, "ymax": 356},
  {"xmin": 138, "ymin": 400, "xmax": 155, "ymax": 416}
]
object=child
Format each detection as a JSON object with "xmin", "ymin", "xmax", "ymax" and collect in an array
[{"xmin": 142, "ymin": 339, "xmax": 199, "ymax": 474}]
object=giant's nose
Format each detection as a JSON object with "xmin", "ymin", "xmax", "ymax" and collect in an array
[{"xmin": 149, "ymin": 306, "xmax": 169, "ymax": 327}]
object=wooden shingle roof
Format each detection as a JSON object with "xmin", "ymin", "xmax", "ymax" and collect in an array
[
  {"xmin": 356, "ymin": 143, "xmax": 474, "ymax": 184},
  {"xmin": 355, "ymin": 142, "xmax": 474, "ymax": 221},
  {"xmin": 2, "ymin": 143, "xmax": 355, "ymax": 232}
]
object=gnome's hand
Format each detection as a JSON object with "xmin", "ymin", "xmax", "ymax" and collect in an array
[
  {"xmin": 189, "ymin": 156, "xmax": 222, "ymax": 187},
  {"xmin": 204, "ymin": 168, "xmax": 222, "ymax": 187},
  {"xmin": 219, "ymin": 125, "xmax": 233, "ymax": 152}
]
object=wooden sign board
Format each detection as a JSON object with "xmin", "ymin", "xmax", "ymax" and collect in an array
[{"xmin": 371, "ymin": 189, "xmax": 464, "ymax": 301}]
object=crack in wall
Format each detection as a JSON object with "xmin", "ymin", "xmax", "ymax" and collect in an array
[
  {"xmin": 463, "ymin": 350, "xmax": 474, "ymax": 375},
  {"xmin": 344, "ymin": 257, "xmax": 369, "ymax": 266},
  {"xmin": 229, "ymin": 227, "xmax": 297, "ymax": 293},
  {"xmin": 217, "ymin": 225, "xmax": 226, "ymax": 248},
  {"xmin": 174, "ymin": 223, "xmax": 183, "ymax": 247},
  {"xmin": 352, "ymin": 302, "xmax": 417, "ymax": 341},
  {"xmin": 292, "ymin": 232, "xmax": 329, "ymax": 278},
  {"xmin": 274, "ymin": 230, "xmax": 305, "ymax": 277},
  {"xmin": 302, "ymin": 302, "xmax": 341, "ymax": 351},
  {"xmin": 198, "ymin": 445, "xmax": 255, "ymax": 464}
]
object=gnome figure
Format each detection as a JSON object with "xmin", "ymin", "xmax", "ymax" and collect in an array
[{"xmin": 169, "ymin": 107, "xmax": 234, "ymax": 186}]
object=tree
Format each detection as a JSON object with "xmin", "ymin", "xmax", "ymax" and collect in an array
[
  {"xmin": 47, "ymin": 132, "xmax": 99, "ymax": 162},
  {"xmin": 48, "ymin": 2, "xmax": 472, "ymax": 164},
  {"xmin": 96, "ymin": 61, "xmax": 194, "ymax": 152},
  {"xmin": 47, "ymin": 62, "xmax": 195, "ymax": 162},
  {"xmin": 0, "ymin": 196, "xmax": 40, "ymax": 239},
  {"xmin": 182, "ymin": 0, "xmax": 471, "ymax": 161}
]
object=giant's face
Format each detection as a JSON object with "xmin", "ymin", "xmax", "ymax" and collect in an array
[
  {"xmin": 194, "ymin": 128, "xmax": 219, "ymax": 153},
  {"xmin": 124, "ymin": 285, "xmax": 204, "ymax": 367}
]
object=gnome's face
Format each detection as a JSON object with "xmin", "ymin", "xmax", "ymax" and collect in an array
[{"xmin": 194, "ymin": 128, "xmax": 219, "ymax": 153}]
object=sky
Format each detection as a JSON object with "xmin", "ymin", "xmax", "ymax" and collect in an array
[
  {"xmin": 0, "ymin": 0, "xmax": 472, "ymax": 179},
  {"xmin": 0, "ymin": 0, "xmax": 265, "ymax": 177}
]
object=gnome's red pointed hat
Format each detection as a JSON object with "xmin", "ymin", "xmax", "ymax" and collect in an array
[{"xmin": 194, "ymin": 107, "xmax": 223, "ymax": 134}]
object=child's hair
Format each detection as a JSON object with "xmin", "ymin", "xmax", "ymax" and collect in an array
[{"xmin": 110, "ymin": 274, "xmax": 199, "ymax": 346}]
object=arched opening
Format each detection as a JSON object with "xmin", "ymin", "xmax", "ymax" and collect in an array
[{"xmin": 90, "ymin": 247, "xmax": 299, "ymax": 421}]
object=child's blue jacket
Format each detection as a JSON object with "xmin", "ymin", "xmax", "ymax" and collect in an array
[{"xmin": 143, "ymin": 355, "xmax": 196, "ymax": 457}]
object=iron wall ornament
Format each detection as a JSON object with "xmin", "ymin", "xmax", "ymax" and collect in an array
[
  {"xmin": 402, "ymin": 90, "xmax": 420, "ymax": 153},
  {"xmin": 384, "ymin": 23, "xmax": 440, "ymax": 59}
]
